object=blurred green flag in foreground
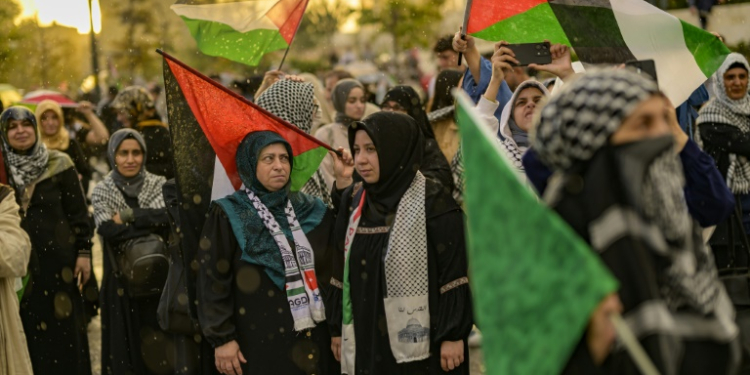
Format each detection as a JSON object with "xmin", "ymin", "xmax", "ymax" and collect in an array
[{"xmin": 455, "ymin": 91, "xmax": 619, "ymax": 375}]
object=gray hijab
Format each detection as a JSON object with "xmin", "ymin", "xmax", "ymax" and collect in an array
[
  {"xmin": 108, "ymin": 128, "xmax": 147, "ymax": 198},
  {"xmin": 332, "ymin": 78, "xmax": 364, "ymax": 125}
]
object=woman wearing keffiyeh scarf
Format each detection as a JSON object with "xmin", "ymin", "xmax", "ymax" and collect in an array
[
  {"xmin": 0, "ymin": 107, "xmax": 94, "ymax": 375},
  {"xmin": 197, "ymin": 131, "xmax": 345, "ymax": 375},
  {"xmin": 92, "ymin": 128, "xmax": 171, "ymax": 375},
  {"xmin": 533, "ymin": 70, "xmax": 738, "ymax": 374},
  {"xmin": 696, "ymin": 52, "xmax": 750, "ymax": 372},
  {"xmin": 327, "ymin": 112, "xmax": 472, "ymax": 375}
]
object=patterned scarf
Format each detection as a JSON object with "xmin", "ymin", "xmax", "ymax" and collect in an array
[
  {"xmin": 341, "ymin": 172, "xmax": 429, "ymax": 373},
  {"xmin": 0, "ymin": 107, "xmax": 50, "ymax": 191},
  {"xmin": 696, "ymin": 53, "xmax": 750, "ymax": 194},
  {"xmin": 92, "ymin": 171, "xmax": 166, "ymax": 226},
  {"xmin": 245, "ymin": 189, "xmax": 325, "ymax": 331},
  {"xmin": 256, "ymin": 80, "xmax": 332, "ymax": 207},
  {"xmin": 535, "ymin": 70, "xmax": 724, "ymax": 316},
  {"xmin": 534, "ymin": 70, "xmax": 658, "ymax": 172}
]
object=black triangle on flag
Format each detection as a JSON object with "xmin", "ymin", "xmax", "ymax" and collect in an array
[{"xmin": 163, "ymin": 56, "xmax": 215, "ymax": 318}]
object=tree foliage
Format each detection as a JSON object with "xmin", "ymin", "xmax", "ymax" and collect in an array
[
  {"xmin": 359, "ymin": 0, "xmax": 446, "ymax": 50},
  {"xmin": 0, "ymin": 1, "xmax": 25, "ymax": 83},
  {"xmin": 295, "ymin": 0, "xmax": 354, "ymax": 53}
]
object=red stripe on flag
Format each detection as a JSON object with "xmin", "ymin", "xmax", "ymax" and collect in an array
[
  {"xmin": 161, "ymin": 51, "xmax": 333, "ymax": 190},
  {"xmin": 267, "ymin": 0, "xmax": 308, "ymax": 44},
  {"xmin": 467, "ymin": 0, "xmax": 547, "ymax": 34}
]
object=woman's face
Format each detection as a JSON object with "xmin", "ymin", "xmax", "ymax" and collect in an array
[
  {"xmin": 255, "ymin": 143, "xmax": 291, "ymax": 192},
  {"xmin": 512, "ymin": 87, "xmax": 544, "ymax": 132},
  {"xmin": 381, "ymin": 100, "xmax": 407, "ymax": 115},
  {"xmin": 117, "ymin": 109, "xmax": 134, "ymax": 128},
  {"xmin": 6, "ymin": 118, "xmax": 37, "ymax": 152},
  {"xmin": 115, "ymin": 139, "xmax": 144, "ymax": 178},
  {"xmin": 352, "ymin": 130, "xmax": 380, "ymax": 184},
  {"xmin": 40, "ymin": 110, "xmax": 61, "ymax": 136},
  {"xmin": 724, "ymin": 67, "xmax": 749, "ymax": 101},
  {"xmin": 344, "ymin": 88, "xmax": 367, "ymax": 120},
  {"xmin": 610, "ymin": 95, "xmax": 672, "ymax": 145}
]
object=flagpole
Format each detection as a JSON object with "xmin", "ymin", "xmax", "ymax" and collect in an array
[
  {"xmin": 278, "ymin": 0, "xmax": 311, "ymax": 71},
  {"xmin": 156, "ymin": 49, "xmax": 338, "ymax": 154},
  {"xmin": 458, "ymin": 0, "xmax": 473, "ymax": 67},
  {"xmin": 610, "ymin": 314, "xmax": 661, "ymax": 375}
]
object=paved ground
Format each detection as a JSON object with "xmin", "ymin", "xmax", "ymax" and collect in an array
[{"xmin": 87, "ymin": 235, "xmax": 103, "ymax": 375}]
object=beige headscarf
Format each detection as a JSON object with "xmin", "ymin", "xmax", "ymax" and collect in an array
[{"xmin": 34, "ymin": 100, "xmax": 70, "ymax": 151}]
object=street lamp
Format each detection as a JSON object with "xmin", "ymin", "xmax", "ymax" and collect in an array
[{"xmin": 88, "ymin": 0, "xmax": 101, "ymax": 101}]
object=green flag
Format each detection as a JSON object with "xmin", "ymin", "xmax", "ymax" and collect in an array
[{"xmin": 455, "ymin": 91, "xmax": 619, "ymax": 375}]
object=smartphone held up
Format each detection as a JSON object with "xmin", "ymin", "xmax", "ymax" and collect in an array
[{"xmin": 506, "ymin": 42, "xmax": 552, "ymax": 67}]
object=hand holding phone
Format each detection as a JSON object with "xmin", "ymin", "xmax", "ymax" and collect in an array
[{"xmin": 506, "ymin": 42, "xmax": 552, "ymax": 67}]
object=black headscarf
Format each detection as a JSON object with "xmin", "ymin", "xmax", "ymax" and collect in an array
[
  {"xmin": 382, "ymin": 86, "xmax": 434, "ymax": 137},
  {"xmin": 107, "ymin": 128, "xmax": 147, "ymax": 198},
  {"xmin": 432, "ymin": 70, "xmax": 463, "ymax": 112},
  {"xmin": 348, "ymin": 112, "xmax": 424, "ymax": 216},
  {"xmin": 382, "ymin": 86, "xmax": 454, "ymax": 190}
]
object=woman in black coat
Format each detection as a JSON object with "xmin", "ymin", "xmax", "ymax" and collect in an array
[{"xmin": 1, "ymin": 106, "xmax": 93, "ymax": 375}]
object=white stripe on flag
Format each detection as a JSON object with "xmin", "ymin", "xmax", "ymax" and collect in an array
[
  {"xmin": 171, "ymin": 1, "xmax": 279, "ymax": 33},
  {"xmin": 611, "ymin": 0, "xmax": 707, "ymax": 106},
  {"xmin": 211, "ymin": 157, "xmax": 237, "ymax": 202}
]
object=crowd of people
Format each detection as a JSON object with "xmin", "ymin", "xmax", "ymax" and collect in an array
[{"xmin": 0, "ymin": 26, "xmax": 749, "ymax": 375}]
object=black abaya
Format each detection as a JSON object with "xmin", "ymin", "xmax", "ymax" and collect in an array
[
  {"xmin": 197, "ymin": 205, "xmax": 340, "ymax": 375},
  {"xmin": 20, "ymin": 166, "xmax": 92, "ymax": 375},
  {"xmin": 98, "ymin": 192, "xmax": 172, "ymax": 375},
  {"xmin": 327, "ymin": 180, "xmax": 473, "ymax": 375}
]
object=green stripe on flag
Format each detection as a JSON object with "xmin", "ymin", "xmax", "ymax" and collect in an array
[
  {"xmin": 470, "ymin": 3, "xmax": 570, "ymax": 46},
  {"xmin": 290, "ymin": 146, "xmax": 328, "ymax": 192},
  {"xmin": 680, "ymin": 20, "xmax": 732, "ymax": 78},
  {"xmin": 180, "ymin": 16, "xmax": 288, "ymax": 65}
]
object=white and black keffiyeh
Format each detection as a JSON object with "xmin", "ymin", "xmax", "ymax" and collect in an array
[
  {"xmin": 256, "ymin": 79, "xmax": 317, "ymax": 134},
  {"xmin": 341, "ymin": 172, "xmax": 429, "ymax": 373},
  {"xmin": 92, "ymin": 172, "xmax": 166, "ymax": 226},
  {"xmin": 536, "ymin": 70, "xmax": 728, "ymax": 323},
  {"xmin": 533, "ymin": 70, "xmax": 658, "ymax": 171},
  {"xmin": 0, "ymin": 107, "xmax": 51, "ymax": 190},
  {"xmin": 696, "ymin": 53, "xmax": 750, "ymax": 194},
  {"xmin": 255, "ymin": 79, "xmax": 333, "ymax": 206},
  {"xmin": 6, "ymin": 144, "xmax": 49, "ymax": 191}
]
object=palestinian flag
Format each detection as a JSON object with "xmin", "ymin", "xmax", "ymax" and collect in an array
[
  {"xmin": 162, "ymin": 50, "xmax": 332, "ymax": 310},
  {"xmin": 172, "ymin": 0, "xmax": 309, "ymax": 65},
  {"xmin": 467, "ymin": 0, "xmax": 731, "ymax": 106},
  {"xmin": 455, "ymin": 90, "xmax": 618, "ymax": 375}
]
